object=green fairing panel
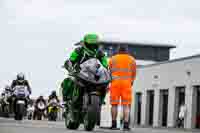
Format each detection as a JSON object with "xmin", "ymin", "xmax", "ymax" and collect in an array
[
  {"xmin": 101, "ymin": 56, "xmax": 108, "ymax": 68},
  {"xmin": 69, "ymin": 51, "xmax": 79, "ymax": 62}
]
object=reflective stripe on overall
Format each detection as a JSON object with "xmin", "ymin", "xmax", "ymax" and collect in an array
[{"xmin": 110, "ymin": 57, "xmax": 135, "ymax": 80}]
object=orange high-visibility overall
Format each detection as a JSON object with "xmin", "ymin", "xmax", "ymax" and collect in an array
[{"xmin": 109, "ymin": 54, "xmax": 136, "ymax": 105}]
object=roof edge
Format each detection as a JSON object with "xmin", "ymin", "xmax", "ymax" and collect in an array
[
  {"xmin": 138, "ymin": 54, "xmax": 200, "ymax": 69},
  {"xmin": 100, "ymin": 41, "xmax": 176, "ymax": 49},
  {"xmin": 74, "ymin": 40, "xmax": 176, "ymax": 49}
]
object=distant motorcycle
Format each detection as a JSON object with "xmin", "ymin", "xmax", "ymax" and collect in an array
[
  {"xmin": 34, "ymin": 101, "xmax": 46, "ymax": 120},
  {"xmin": 13, "ymin": 85, "xmax": 29, "ymax": 120},
  {"xmin": 0, "ymin": 95, "xmax": 9, "ymax": 117},
  {"xmin": 47, "ymin": 98, "xmax": 60, "ymax": 121},
  {"xmin": 27, "ymin": 104, "xmax": 34, "ymax": 120}
]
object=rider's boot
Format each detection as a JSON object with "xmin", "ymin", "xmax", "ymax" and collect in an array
[{"xmin": 61, "ymin": 78, "xmax": 75, "ymax": 117}]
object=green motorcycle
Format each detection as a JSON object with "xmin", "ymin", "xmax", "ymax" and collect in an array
[{"xmin": 63, "ymin": 58, "xmax": 111, "ymax": 131}]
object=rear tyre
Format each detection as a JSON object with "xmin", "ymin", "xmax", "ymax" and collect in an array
[{"xmin": 84, "ymin": 95, "xmax": 100, "ymax": 131}]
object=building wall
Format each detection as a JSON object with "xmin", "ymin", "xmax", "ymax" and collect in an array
[
  {"xmin": 134, "ymin": 56, "xmax": 200, "ymax": 91},
  {"xmin": 132, "ymin": 55, "xmax": 200, "ymax": 129}
]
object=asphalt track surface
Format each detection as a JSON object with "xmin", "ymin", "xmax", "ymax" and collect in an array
[
  {"xmin": 0, "ymin": 118, "xmax": 198, "ymax": 133},
  {"xmin": 0, "ymin": 118, "xmax": 129, "ymax": 133}
]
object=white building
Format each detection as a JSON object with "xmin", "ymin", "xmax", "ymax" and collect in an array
[{"xmin": 132, "ymin": 54, "xmax": 200, "ymax": 129}]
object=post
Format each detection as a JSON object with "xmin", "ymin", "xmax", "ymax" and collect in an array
[
  {"xmin": 141, "ymin": 90, "xmax": 148, "ymax": 126},
  {"xmin": 153, "ymin": 89, "xmax": 161, "ymax": 127},
  {"xmin": 185, "ymin": 86, "xmax": 197, "ymax": 129},
  {"xmin": 167, "ymin": 87, "xmax": 177, "ymax": 127}
]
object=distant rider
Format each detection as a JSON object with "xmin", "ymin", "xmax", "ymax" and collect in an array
[
  {"xmin": 33, "ymin": 95, "xmax": 46, "ymax": 120},
  {"xmin": 11, "ymin": 73, "xmax": 32, "ymax": 95},
  {"xmin": 35, "ymin": 95, "xmax": 46, "ymax": 106},
  {"xmin": 48, "ymin": 91, "xmax": 60, "ymax": 103},
  {"xmin": 10, "ymin": 73, "xmax": 32, "ymax": 113}
]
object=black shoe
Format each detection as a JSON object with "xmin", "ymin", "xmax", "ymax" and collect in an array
[
  {"xmin": 99, "ymin": 99, "xmax": 106, "ymax": 105},
  {"xmin": 123, "ymin": 122, "xmax": 130, "ymax": 131},
  {"xmin": 102, "ymin": 101, "xmax": 106, "ymax": 105},
  {"xmin": 96, "ymin": 118, "xmax": 100, "ymax": 126},
  {"xmin": 110, "ymin": 120, "xmax": 119, "ymax": 130},
  {"xmin": 110, "ymin": 126, "xmax": 119, "ymax": 130}
]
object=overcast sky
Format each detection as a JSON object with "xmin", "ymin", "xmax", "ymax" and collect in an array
[{"xmin": 0, "ymin": 0, "xmax": 200, "ymax": 97}]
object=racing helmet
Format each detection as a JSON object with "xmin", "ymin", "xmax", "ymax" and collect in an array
[
  {"xmin": 51, "ymin": 90, "xmax": 56, "ymax": 96},
  {"xmin": 84, "ymin": 34, "xmax": 99, "ymax": 50},
  {"xmin": 17, "ymin": 72, "xmax": 25, "ymax": 80},
  {"xmin": 39, "ymin": 95, "xmax": 44, "ymax": 100}
]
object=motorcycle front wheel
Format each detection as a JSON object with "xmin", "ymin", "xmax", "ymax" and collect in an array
[
  {"xmin": 48, "ymin": 107, "xmax": 57, "ymax": 121},
  {"xmin": 37, "ymin": 112, "xmax": 42, "ymax": 120},
  {"xmin": 15, "ymin": 104, "xmax": 25, "ymax": 120},
  {"xmin": 83, "ymin": 95, "xmax": 100, "ymax": 131},
  {"xmin": 65, "ymin": 110, "xmax": 80, "ymax": 130},
  {"xmin": 28, "ymin": 114, "xmax": 32, "ymax": 120}
]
